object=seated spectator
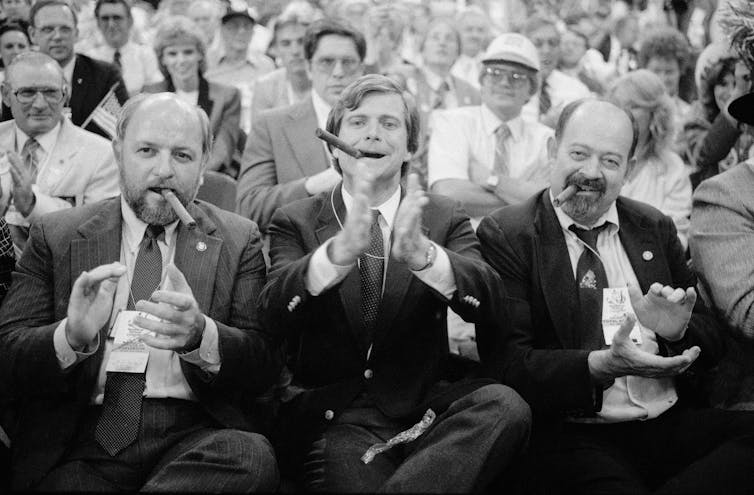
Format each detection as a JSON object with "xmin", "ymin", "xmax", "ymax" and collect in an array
[
  {"xmin": 237, "ymin": 18, "xmax": 365, "ymax": 233},
  {"xmin": 608, "ymin": 70, "xmax": 692, "ymax": 248},
  {"xmin": 638, "ymin": 26, "xmax": 694, "ymax": 141},
  {"xmin": 478, "ymin": 97, "xmax": 754, "ymax": 494},
  {"xmin": 205, "ymin": 3, "xmax": 274, "ymax": 134},
  {"xmin": 24, "ymin": 0, "xmax": 129, "ymax": 139},
  {"xmin": 84, "ymin": 0, "xmax": 163, "ymax": 95},
  {"xmin": 361, "ymin": 4, "xmax": 407, "ymax": 76},
  {"xmin": 187, "ymin": 0, "xmax": 224, "ymax": 73},
  {"xmin": 521, "ymin": 15, "xmax": 591, "ymax": 127},
  {"xmin": 429, "ymin": 33, "xmax": 552, "ymax": 222},
  {"xmin": 0, "ymin": 0, "xmax": 29, "ymax": 23},
  {"xmin": 680, "ymin": 43, "xmax": 754, "ymax": 188},
  {"xmin": 251, "ymin": 13, "xmax": 311, "ymax": 126},
  {"xmin": 558, "ymin": 27, "xmax": 606, "ymax": 95},
  {"xmin": 451, "ymin": 6, "xmax": 491, "ymax": 90},
  {"xmin": 0, "ymin": 21, "xmax": 29, "ymax": 86},
  {"xmin": 0, "ymin": 51, "xmax": 119, "ymax": 254},
  {"xmin": 145, "ymin": 16, "xmax": 241, "ymax": 176}
]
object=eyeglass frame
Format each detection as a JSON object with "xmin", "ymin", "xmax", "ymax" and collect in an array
[
  {"xmin": 480, "ymin": 66, "xmax": 532, "ymax": 89},
  {"xmin": 311, "ymin": 56, "xmax": 362, "ymax": 75},
  {"xmin": 9, "ymin": 86, "xmax": 67, "ymax": 104}
]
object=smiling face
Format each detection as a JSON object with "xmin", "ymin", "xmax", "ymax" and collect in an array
[
  {"xmin": 336, "ymin": 92, "xmax": 411, "ymax": 194},
  {"xmin": 161, "ymin": 41, "xmax": 201, "ymax": 82},
  {"xmin": 480, "ymin": 61, "xmax": 534, "ymax": 120},
  {"xmin": 422, "ymin": 21, "xmax": 459, "ymax": 71},
  {"xmin": 2, "ymin": 59, "xmax": 66, "ymax": 136},
  {"xmin": 645, "ymin": 56, "xmax": 680, "ymax": 97},
  {"xmin": 114, "ymin": 97, "xmax": 205, "ymax": 225},
  {"xmin": 0, "ymin": 30, "xmax": 29, "ymax": 67},
  {"xmin": 550, "ymin": 101, "xmax": 635, "ymax": 227}
]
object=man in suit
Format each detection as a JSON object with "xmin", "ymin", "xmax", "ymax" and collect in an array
[
  {"xmin": 237, "ymin": 19, "xmax": 366, "ymax": 233},
  {"xmin": 260, "ymin": 74, "xmax": 530, "ymax": 492},
  {"xmin": 0, "ymin": 51, "xmax": 119, "ymax": 255},
  {"xmin": 0, "ymin": 93, "xmax": 280, "ymax": 491},
  {"xmin": 477, "ymin": 98, "xmax": 754, "ymax": 494},
  {"xmin": 25, "ymin": 0, "xmax": 129, "ymax": 138}
]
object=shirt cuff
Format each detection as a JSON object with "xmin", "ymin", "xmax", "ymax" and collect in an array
[
  {"xmin": 411, "ymin": 243, "xmax": 456, "ymax": 300},
  {"xmin": 306, "ymin": 238, "xmax": 353, "ymax": 296},
  {"xmin": 178, "ymin": 315, "xmax": 221, "ymax": 374},
  {"xmin": 53, "ymin": 318, "xmax": 99, "ymax": 370}
]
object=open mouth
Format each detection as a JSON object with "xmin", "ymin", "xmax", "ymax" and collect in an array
[{"xmin": 360, "ymin": 151, "xmax": 385, "ymax": 159}]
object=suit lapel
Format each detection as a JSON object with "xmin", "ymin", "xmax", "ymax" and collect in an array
[
  {"xmin": 283, "ymin": 100, "xmax": 328, "ymax": 176},
  {"xmin": 536, "ymin": 191, "xmax": 583, "ymax": 348},
  {"xmin": 174, "ymin": 203, "xmax": 221, "ymax": 313},
  {"xmin": 197, "ymin": 77, "xmax": 215, "ymax": 122},
  {"xmin": 617, "ymin": 200, "xmax": 667, "ymax": 291},
  {"xmin": 69, "ymin": 56, "xmax": 87, "ymax": 122}
]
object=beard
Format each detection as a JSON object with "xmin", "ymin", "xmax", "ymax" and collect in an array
[
  {"xmin": 120, "ymin": 172, "xmax": 195, "ymax": 226},
  {"xmin": 559, "ymin": 172, "xmax": 607, "ymax": 223}
]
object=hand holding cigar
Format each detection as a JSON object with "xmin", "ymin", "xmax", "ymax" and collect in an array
[
  {"xmin": 315, "ymin": 128, "xmax": 384, "ymax": 159},
  {"xmin": 553, "ymin": 184, "xmax": 578, "ymax": 208},
  {"xmin": 161, "ymin": 189, "xmax": 196, "ymax": 228}
]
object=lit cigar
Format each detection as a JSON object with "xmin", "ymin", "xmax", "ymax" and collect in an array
[
  {"xmin": 161, "ymin": 189, "xmax": 196, "ymax": 228},
  {"xmin": 553, "ymin": 184, "xmax": 578, "ymax": 207},
  {"xmin": 315, "ymin": 128, "xmax": 384, "ymax": 159}
]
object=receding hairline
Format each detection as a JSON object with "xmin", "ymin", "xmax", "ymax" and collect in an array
[
  {"xmin": 5, "ymin": 55, "xmax": 65, "ymax": 85},
  {"xmin": 124, "ymin": 96, "xmax": 203, "ymax": 136},
  {"xmin": 560, "ymin": 101, "xmax": 634, "ymax": 151}
]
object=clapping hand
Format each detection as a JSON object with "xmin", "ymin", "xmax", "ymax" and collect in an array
[
  {"xmin": 628, "ymin": 283, "xmax": 695, "ymax": 342},
  {"xmin": 328, "ymin": 162, "xmax": 376, "ymax": 265},
  {"xmin": 392, "ymin": 173, "xmax": 431, "ymax": 270}
]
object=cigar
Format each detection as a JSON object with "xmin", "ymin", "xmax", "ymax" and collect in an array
[
  {"xmin": 315, "ymin": 128, "xmax": 384, "ymax": 159},
  {"xmin": 553, "ymin": 184, "xmax": 578, "ymax": 207},
  {"xmin": 161, "ymin": 189, "xmax": 196, "ymax": 228}
]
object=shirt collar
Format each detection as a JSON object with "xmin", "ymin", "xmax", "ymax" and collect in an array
[
  {"xmin": 341, "ymin": 184, "xmax": 402, "ymax": 229},
  {"xmin": 14, "ymin": 120, "xmax": 61, "ymax": 155},
  {"xmin": 120, "ymin": 195, "xmax": 179, "ymax": 253},
  {"xmin": 421, "ymin": 67, "xmax": 454, "ymax": 93},
  {"xmin": 549, "ymin": 188, "xmax": 620, "ymax": 234},
  {"xmin": 62, "ymin": 55, "xmax": 76, "ymax": 87},
  {"xmin": 311, "ymin": 89, "xmax": 332, "ymax": 131},
  {"xmin": 480, "ymin": 104, "xmax": 524, "ymax": 142}
]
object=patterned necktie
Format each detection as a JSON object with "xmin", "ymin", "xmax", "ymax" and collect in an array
[
  {"xmin": 539, "ymin": 78, "xmax": 552, "ymax": 117},
  {"xmin": 113, "ymin": 50, "xmax": 122, "ymax": 69},
  {"xmin": 95, "ymin": 225, "xmax": 164, "ymax": 456},
  {"xmin": 493, "ymin": 124, "xmax": 511, "ymax": 177},
  {"xmin": 570, "ymin": 224, "xmax": 609, "ymax": 350},
  {"xmin": 360, "ymin": 210, "xmax": 384, "ymax": 345},
  {"xmin": 432, "ymin": 80, "xmax": 450, "ymax": 109},
  {"xmin": 21, "ymin": 138, "xmax": 40, "ymax": 182}
]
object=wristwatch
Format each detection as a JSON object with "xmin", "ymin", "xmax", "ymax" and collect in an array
[{"xmin": 412, "ymin": 242, "xmax": 437, "ymax": 271}]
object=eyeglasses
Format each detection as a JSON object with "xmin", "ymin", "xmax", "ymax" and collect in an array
[
  {"xmin": 312, "ymin": 56, "xmax": 361, "ymax": 74},
  {"xmin": 482, "ymin": 67, "xmax": 529, "ymax": 88},
  {"xmin": 12, "ymin": 87, "xmax": 65, "ymax": 104},
  {"xmin": 37, "ymin": 25, "xmax": 75, "ymax": 36}
]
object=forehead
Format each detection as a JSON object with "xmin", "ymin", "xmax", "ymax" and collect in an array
[
  {"xmin": 125, "ymin": 102, "xmax": 203, "ymax": 147},
  {"xmin": 98, "ymin": 2, "xmax": 129, "ymax": 17},
  {"xmin": 427, "ymin": 22, "xmax": 455, "ymax": 38},
  {"xmin": 561, "ymin": 103, "xmax": 633, "ymax": 157},
  {"xmin": 343, "ymin": 92, "xmax": 406, "ymax": 121},
  {"xmin": 223, "ymin": 17, "xmax": 254, "ymax": 29},
  {"xmin": 163, "ymin": 41, "xmax": 199, "ymax": 52},
  {"xmin": 0, "ymin": 31, "xmax": 27, "ymax": 44},
  {"xmin": 8, "ymin": 62, "xmax": 62, "ymax": 86},
  {"xmin": 35, "ymin": 4, "xmax": 75, "ymax": 25},
  {"xmin": 313, "ymin": 34, "xmax": 359, "ymax": 58},
  {"xmin": 277, "ymin": 23, "xmax": 305, "ymax": 39}
]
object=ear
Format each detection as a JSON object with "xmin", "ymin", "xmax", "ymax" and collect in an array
[
  {"xmin": 27, "ymin": 26, "xmax": 36, "ymax": 45},
  {"xmin": 546, "ymin": 135, "xmax": 557, "ymax": 162},
  {"xmin": 623, "ymin": 156, "xmax": 637, "ymax": 185}
]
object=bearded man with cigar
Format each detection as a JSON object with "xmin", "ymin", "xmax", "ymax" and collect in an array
[
  {"xmin": 477, "ymin": 98, "xmax": 754, "ymax": 494},
  {"xmin": 0, "ymin": 93, "xmax": 280, "ymax": 492}
]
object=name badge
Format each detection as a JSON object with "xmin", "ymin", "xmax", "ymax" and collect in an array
[
  {"xmin": 105, "ymin": 310, "xmax": 156, "ymax": 373},
  {"xmin": 602, "ymin": 288, "xmax": 643, "ymax": 345}
]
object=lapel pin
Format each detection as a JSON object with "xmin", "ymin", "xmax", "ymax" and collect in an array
[
  {"xmin": 77, "ymin": 78, "xmax": 83, "ymax": 84},
  {"xmin": 642, "ymin": 250, "xmax": 654, "ymax": 261},
  {"xmin": 196, "ymin": 241, "xmax": 207, "ymax": 252}
]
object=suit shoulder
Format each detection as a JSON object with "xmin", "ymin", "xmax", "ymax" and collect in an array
[
  {"xmin": 39, "ymin": 198, "xmax": 117, "ymax": 231},
  {"xmin": 256, "ymin": 68, "xmax": 285, "ymax": 86},
  {"xmin": 274, "ymin": 191, "xmax": 328, "ymax": 222},
  {"xmin": 485, "ymin": 192, "xmax": 542, "ymax": 232},
  {"xmin": 76, "ymin": 53, "xmax": 118, "ymax": 76},
  {"xmin": 196, "ymin": 200, "xmax": 258, "ymax": 234},
  {"xmin": 63, "ymin": 120, "xmax": 111, "ymax": 148},
  {"xmin": 694, "ymin": 163, "xmax": 753, "ymax": 202},
  {"xmin": 257, "ymin": 99, "xmax": 309, "ymax": 124},
  {"xmin": 209, "ymin": 81, "xmax": 240, "ymax": 100}
]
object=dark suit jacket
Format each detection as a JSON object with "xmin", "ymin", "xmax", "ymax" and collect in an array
[
  {"xmin": 0, "ymin": 198, "xmax": 280, "ymax": 490},
  {"xmin": 143, "ymin": 76, "xmax": 241, "ymax": 172},
  {"xmin": 236, "ymin": 98, "xmax": 330, "ymax": 233},
  {"xmin": 260, "ymin": 186, "xmax": 504, "ymax": 458},
  {"xmin": 476, "ymin": 191, "xmax": 724, "ymax": 419}
]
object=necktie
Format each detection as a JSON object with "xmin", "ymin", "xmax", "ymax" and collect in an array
[
  {"xmin": 570, "ymin": 224, "xmax": 609, "ymax": 350},
  {"xmin": 432, "ymin": 80, "xmax": 450, "ymax": 109},
  {"xmin": 360, "ymin": 210, "xmax": 384, "ymax": 345},
  {"xmin": 539, "ymin": 78, "xmax": 552, "ymax": 117},
  {"xmin": 493, "ymin": 124, "xmax": 511, "ymax": 177},
  {"xmin": 113, "ymin": 50, "xmax": 122, "ymax": 69},
  {"xmin": 21, "ymin": 138, "xmax": 40, "ymax": 183},
  {"xmin": 95, "ymin": 225, "xmax": 164, "ymax": 456}
]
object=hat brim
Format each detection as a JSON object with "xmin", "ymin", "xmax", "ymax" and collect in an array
[
  {"xmin": 481, "ymin": 52, "xmax": 539, "ymax": 72},
  {"xmin": 728, "ymin": 93, "xmax": 754, "ymax": 126},
  {"xmin": 221, "ymin": 12, "xmax": 255, "ymax": 24}
]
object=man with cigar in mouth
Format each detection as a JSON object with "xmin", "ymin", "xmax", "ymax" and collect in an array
[
  {"xmin": 260, "ymin": 74, "xmax": 530, "ymax": 492},
  {"xmin": 477, "ymin": 98, "xmax": 754, "ymax": 494},
  {"xmin": 0, "ymin": 93, "xmax": 280, "ymax": 491}
]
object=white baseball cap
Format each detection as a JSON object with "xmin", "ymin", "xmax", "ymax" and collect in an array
[{"xmin": 482, "ymin": 33, "xmax": 540, "ymax": 72}]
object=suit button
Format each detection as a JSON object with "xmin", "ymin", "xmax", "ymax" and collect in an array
[
  {"xmin": 364, "ymin": 369, "xmax": 373, "ymax": 379},
  {"xmin": 324, "ymin": 409, "xmax": 334, "ymax": 421}
]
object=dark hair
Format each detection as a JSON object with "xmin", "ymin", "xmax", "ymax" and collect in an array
[
  {"xmin": 29, "ymin": 0, "xmax": 78, "ymax": 28},
  {"xmin": 325, "ymin": 74, "xmax": 420, "ymax": 177},
  {"xmin": 303, "ymin": 18, "xmax": 366, "ymax": 62},
  {"xmin": 555, "ymin": 98, "xmax": 639, "ymax": 159},
  {"xmin": 638, "ymin": 26, "xmax": 692, "ymax": 71},
  {"xmin": 699, "ymin": 56, "xmax": 737, "ymax": 122},
  {"xmin": 0, "ymin": 21, "xmax": 30, "ymax": 44},
  {"xmin": 94, "ymin": 0, "xmax": 132, "ymax": 21}
]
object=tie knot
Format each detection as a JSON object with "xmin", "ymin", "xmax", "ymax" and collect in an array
[
  {"xmin": 22, "ymin": 138, "xmax": 39, "ymax": 154},
  {"xmin": 145, "ymin": 225, "xmax": 165, "ymax": 242},
  {"xmin": 495, "ymin": 124, "xmax": 510, "ymax": 140},
  {"xmin": 569, "ymin": 223, "xmax": 608, "ymax": 250},
  {"xmin": 370, "ymin": 209, "xmax": 381, "ymax": 225}
]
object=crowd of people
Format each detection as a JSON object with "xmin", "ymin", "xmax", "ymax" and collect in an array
[{"xmin": 1, "ymin": 0, "xmax": 754, "ymax": 492}]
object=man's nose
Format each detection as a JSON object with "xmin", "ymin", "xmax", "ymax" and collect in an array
[
  {"xmin": 579, "ymin": 156, "xmax": 601, "ymax": 177},
  {"xmin": 156, "ymin": 151, "xmax": 176, "ymax": 178}
]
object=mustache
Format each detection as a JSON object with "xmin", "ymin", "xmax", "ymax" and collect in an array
[{"xmin": 565, "ymin": 173, "xmax": 606, "ymax": 193}]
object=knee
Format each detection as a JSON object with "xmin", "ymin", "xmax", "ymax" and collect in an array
[
  {"xmin": 217, "ymin": 430, "xmax": 280, "ymax": 492},
  {"xmin": 472, "ymin": 384, "xmax": 532, "ymax": 433}
]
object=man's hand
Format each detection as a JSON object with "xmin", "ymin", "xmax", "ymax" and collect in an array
[
  {"xmin": 392, "ymin": 174, "xmax": 431, "ymax": 270},
  {"xmin": 628, "ymin": 283, "xmax": 695, "ymax": 342},
  {"xmin": 588, "ymin": 314, "xmax": 701, "ymax": 384},
  {"xmin": 135, "ymin": 264, "xmax": 206, "ymax": 352},
  {"xmin": 7, "ymin": 151, "xmax": 34, "ymax": 216},
  {"xmin": 328, "ymin": 162, "xmax": 375, "ymax": 265},
  {"xmin": 66, "ymin": 262, "xmax": 127, "ymax": 350},
  {"xmin": 304, "ymin": 166, "xmax": 342, "ymax": 196}
]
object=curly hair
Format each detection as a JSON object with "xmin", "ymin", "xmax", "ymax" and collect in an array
[
  {"xmin": 698, "ymin": 56, "xmax": 737, "ymax": 123},
  {"xmin": 152, "ymin": 16, "xmax": 208, "ymax": 79},
  {"xmin": 607, "ymin": 69, "xmax": 675, "ymax": 162},
  {"xmin": 637, "ymin": 26, "xmax": 692, "ymax": 71}
]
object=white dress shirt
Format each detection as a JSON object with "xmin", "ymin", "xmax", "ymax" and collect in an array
[
  {"xmin": 87, "ymin": 41, "xmax": 163, "ymax": 94},
  {"xmin": 522, "ymin": 69, "xmax": 592, "ymax": 124},
  {"xmin": 306, "ymin": 184, "xmax": 456, "ymax": 302},
  {"xmin": 451, "ymin": 53, "xmax": 483, "ymax": 89},
  {"xmin": 53, "ymin": 196, "xmax": 222, "ymax": 404},
  {"xmin": 551, "ymin": 191, "xmax": 678, "ymax": 422},
  {"xmin": 421, "ymin": 67, "xmax": 458, "ymax": 110}
]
